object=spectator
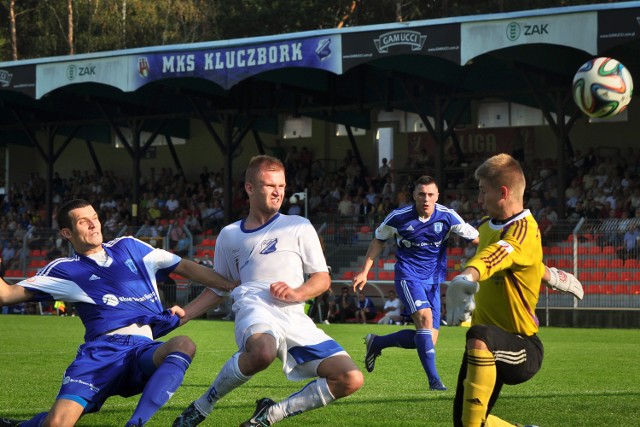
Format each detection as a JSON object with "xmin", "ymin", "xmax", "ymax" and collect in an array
[
  {"xmin": 376, "ymin": 290, "xmax": 402, "ymax": 325},
  {"xmin": 326, "ymin": 286, "xmax": 356, "ymax": 324},
  {"xmin": 354, "ymin": 292, "xmax": 377, "ymax": 324}
]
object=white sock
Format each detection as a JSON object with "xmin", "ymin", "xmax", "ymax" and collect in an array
[
  {"xmin": 195, "ymin": 352, "xmax": 251, "ymax": 415},
  {"xmin": 269, "ymin": 377, "xmax": 335, "ymax": 423}
]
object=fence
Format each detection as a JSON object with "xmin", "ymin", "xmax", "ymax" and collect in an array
[
  {"xmin": 319, "ymin": 216, "xmax": 640, "ymax": 328},
  {"xmin": 3, "ymin": 216, "xmax": 639, "ymax": 326}
]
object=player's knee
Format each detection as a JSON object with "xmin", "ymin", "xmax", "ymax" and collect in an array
[
  {"xmin": 333, "ymin": 368, "xmax": 364, "ymax": 397},
  {"xmin": 168, "ymin": 335, "xmax": 197, "ymax": 357},
  {"xmin": 247, "ymin": 346, "xmax": 277, "ymax": 371}
]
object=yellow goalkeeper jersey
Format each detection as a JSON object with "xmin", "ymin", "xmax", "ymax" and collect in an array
[{"xmin": 465, "ymin": 209, "xmax": 543, "ymax": 336}]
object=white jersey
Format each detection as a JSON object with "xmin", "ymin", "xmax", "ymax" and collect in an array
[{"xmin": 214, "ymin": 213, "xmax": 328, "ymax": 294}]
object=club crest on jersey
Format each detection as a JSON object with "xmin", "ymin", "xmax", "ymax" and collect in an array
[
  {"xmin": 125, "ymin": 259, "xmax": 138, "ymax": 274},
  {"xmin": 260, "ymin": 238, "xmax": 278, "ymax": 255},
  {"xmin": 434, "ymin": 223, "xmax": 443, "ymax": 233}
]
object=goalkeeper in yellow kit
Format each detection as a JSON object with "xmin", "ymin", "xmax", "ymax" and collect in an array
[{"xmin": 448, "ymin": 153, "xmax": 582, "ymax": 427}]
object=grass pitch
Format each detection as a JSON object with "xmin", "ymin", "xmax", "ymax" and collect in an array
[{"xmin": 0, "ymin": 315, "xmax": 638, "ymax": 426}]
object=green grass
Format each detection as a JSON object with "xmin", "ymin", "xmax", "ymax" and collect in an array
[{"xmin": 0, "ymin": 316, "xmax": 639, "ymax": 426}]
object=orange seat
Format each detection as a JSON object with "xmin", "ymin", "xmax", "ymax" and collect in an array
[
  {"xmin": 561, "ymin": 246, "xmax": 572, "ymax": 255},
  {"xmin": 588, "ymin": 246, "xmax": 602, "ymax": 255},
  {"xmin": 620, "ymin": 271, "xmax": 633, "ymax": 282},
  {"xmin": 341, "ymin": 271, "xmax": 355, "ymax": 280},
  {"xmin": 591, "ymin": 271, "xmax": 605, "ymax": 282},
  {"xmin": 630, "ymin": 285, "xmax": 640, "ymax": 295},
  {"xmin": 379, "ymin": 271, "xmax": 394, "ymax": 280},
  {"xmin": 579, "ymin": 258, "xmax": 596, "ymax": 269},
  {"xmin": 557, "ymin": 258, "xmax": 572, "ymax": 269},
  {"xmin": 602, "ymin": 246, "xmax": 615, "ymax": 255},
  {"xmin": 549, "ymin": 247, "xmax": 561, "ymax": 255},
  {"xmin": 605, "ymin": 271, "xmax": 619, "ymax": 282},
  {"xmin": 600, "ymin": 284, "xmax": 615, "ymax": 294},
  {"xmin": 615, "ymin": 284, "xmax": 630, "ymax": 294},
  {"xmin": 447, "ymin": 258, "xmax": 456, "ymax": 268},
  {"xmin": 577, "ymin": 246, "xmax": 589, "ymax": 255},
  {"xmin": 624, "ymin": 259, "xmax": 639, "ymax": 269},
  {"xmin": 610, "ymin": 259, "xmax": 624, "ymax": 268},
  {"xmin": 450, "ymin": 247, "xmax": 463, "ymax": 256},
  {"xmin": 578, "ymin": 271, "xmax": 592, "ymax": 281}
]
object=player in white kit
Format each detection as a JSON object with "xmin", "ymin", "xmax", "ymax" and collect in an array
[{"xmin": 173, "ymin": 155, "xmax": 363, "ymax": 427}]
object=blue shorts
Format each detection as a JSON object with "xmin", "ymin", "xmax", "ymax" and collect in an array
[
  {"xmin": 396, "ymin": 279, "xmax": 442, "ymax": 329},
  {"xmin": 58, "ymin": 334, "xmax": 162, "ymax": 413}
]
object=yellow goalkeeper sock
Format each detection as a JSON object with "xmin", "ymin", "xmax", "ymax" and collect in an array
[
  {"xmin": 485, "ymin": 414, "xmax": 517, "ymax": 426},
  {"xmin": 461, "ymin": 348, "xmax": 496, "ymax": 427}
]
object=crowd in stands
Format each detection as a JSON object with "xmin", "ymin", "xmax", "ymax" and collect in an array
[{"xmin": 3, "ymin": 144, "xmax": 640, "ymax": 276}]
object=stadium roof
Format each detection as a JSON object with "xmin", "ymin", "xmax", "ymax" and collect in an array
[{"xmin": 1, "ymin": 1, "xmax": 639, "ymax": 223}]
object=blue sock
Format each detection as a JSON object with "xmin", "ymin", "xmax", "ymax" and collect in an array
[
  {"xmin": 127, "ymin": 352, "xmax": 192, "ymax": 426},
  {"xmin": 17, "ymin": 412, "xmax": 47, "ymax": 427},
  {"xmin": 415, "ymin": 329, "xmax": 440, "ymax": 384},
  {"xmin": 374, "ymin": 329, "xmax": 417, "ymax": 351}
]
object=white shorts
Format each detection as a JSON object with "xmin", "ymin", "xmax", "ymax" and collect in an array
[{"xmin": 231, "ymin": 287, "xmax": 348, "ymax": 381}]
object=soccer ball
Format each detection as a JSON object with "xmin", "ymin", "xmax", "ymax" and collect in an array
[{"xmin": 572, "ymin": 57, "xmax": 633, "ymax": 119}]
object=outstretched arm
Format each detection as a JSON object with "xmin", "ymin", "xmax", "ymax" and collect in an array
[
  {"xmin": 180, "ymin": 289, "xmax": 226, "ymax": 324},
  {"xmin": 173, "ymin": 259, "xmax": 235, "ymax": 292},
  {"xmin": 352, "ymin": 238, "xmax": 385, "ymax": 292},
  {"xmin": 0, "ymin": 278, "xmax": 33, "ymax": 306},
  {"xmin": 542, "ymin": 264, "xmax": 584, "ymax": 300}
]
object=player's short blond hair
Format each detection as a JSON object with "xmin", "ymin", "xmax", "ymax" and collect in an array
[
  {"xmin": 245, "ymin": 155, "xmax": 285, "ymax": 183},
  {"xmin": 474, "ymin": 153, "xmax": 526, "ymax": 199}
]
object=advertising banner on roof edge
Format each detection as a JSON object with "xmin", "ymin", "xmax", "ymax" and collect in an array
[
  {"xmin": 461, "ymin": 11, "xmax": 597, "ymax": 65},
  {"xmin": 33, "ymin": 35, "xmax": 342, "ymax": 98},
  {"xmin": 342, "ymin": 23, "xmax": 461, "ymax": 71},
  {"xmin": 130, "ymin": 35, "xmax": 342, "ymax": 91},
  {"xmin": 0, "ymin": 65, "xmax": 36, "ymax": 98},
  {"xmin": 597, "ymin": 7, "xmax": 640, "ymax": 52}
]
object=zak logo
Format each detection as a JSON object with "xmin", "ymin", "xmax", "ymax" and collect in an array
[{"xmin": 260, "ymin": 239, "xmax": 278, "ymax": 255}]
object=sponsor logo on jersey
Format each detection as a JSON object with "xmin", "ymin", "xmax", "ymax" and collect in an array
[
  {"xmin": 405, "ymin": 225, "xmax": 414, "ymax": 231},
  {"xmin": 415, "ymin": 299, "xmax": 425, "ymax": 307},
  {"xmin": 63, "ymin": 376, "xmax": 101, "ymax": 392},
  {"xmin": 89, "ymin": 274, "xmax": 100, "ymax": 281},
  {"xmin": 102, "ymin": 294, "xmax": 119, "ymax": 306}
]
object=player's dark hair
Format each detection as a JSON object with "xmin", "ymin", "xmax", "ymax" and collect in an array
[
  {"xmin": 58, "ymin": 199, "xmax": 92, "ymax": 230},
  {"xmin": 414, "ymin": 175, "xmax": 437, "ymax": 188}
]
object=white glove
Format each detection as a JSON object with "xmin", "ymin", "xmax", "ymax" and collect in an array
[
  {"xmin": 446, "ymin": 274, "xmax": 479, "ymax": 326},
  {"xmin": 545, "ymin": 267, "xmax": 584, "ymax": 300}
]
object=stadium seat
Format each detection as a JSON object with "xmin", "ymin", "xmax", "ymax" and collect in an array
[
  {"xmin": 630, "ymin": 285, "xmax": 640, "ymax": 295},
  {"xmin": 600, "ymin": 284, "xmax": 615, "ymax": 294},
  {"xmin": 450, "ymin": 247, "xmax": 463, "ymax": 256},
  {"xmin": 610, "ymin": 258, "xmax": 624, "ymax": 268},
  {"xmin": 561, "ymin": 246, "xmax": 572, "ymax": 255},
  {"xmin": 605, "ymin": 271, "xmax": 619, "ymax": 282},
  {"xmin": 596, "ymin": 258, "xmax": 610, "ymax": 269},
  {"xmin": 602, "ymin": 246, "xmax": 616, "ymax": 255},
  {"xmin": 578, "ymin": 258, "xmax": 595, "ymax": 269},
  {"xmin": 379, "ymin": 271, "xmax": 394, "ymax": 280},
  {"xmin": 447, "ymin": 258, "xmax": 456, "ymax": 268},
  {"xmin": 620, "ymin": 271, "xmax": 633, "ymax": 282},
  {"xmin": 588, "ymin": 246, "xmax": 602, "ymax": 255},
  {"xmin": 578, "ymin": 271, "xmax": 592, "ymax": 281},
  {"xmin": 341, "ymin": 271, "xmax": 355, "ymax": 280},
  {"xmin": 615, "ymin": 284, "xmax": 629, "ymax": 294},
  {"xmin": 623, "ymin": 259, "xmax": 639, "ymax": 269},
  {"xmin": 557, "ymin": 258, "xmax": 572, "ymax": 269},
  {"xmin": 591, "ymin": 271, "xmax": 605, "ymax": 282},
  {"xmin": 549, "ymin": 246, "xmax": 561, "ymax": 255},
  {"xmin": 577, "ymin": 246, "xmax": 589, "ymax": 255}
]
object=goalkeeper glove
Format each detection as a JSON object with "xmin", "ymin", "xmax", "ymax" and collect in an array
[
  {"xmin": 545, "ymin": 266, "xmax": 584, "ymax": 300},
  {"xmin": 446, "ymin": 274, "xmax": 479, "ymax": 326}
]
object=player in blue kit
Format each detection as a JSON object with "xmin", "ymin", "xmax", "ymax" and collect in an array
[
  {"xmin": 353, "ymin": 175, "xmax": 479, "ymax": 391},
  {"xmin": 0, "ymin": 199, "xmax": 234, "ymax": 427}
]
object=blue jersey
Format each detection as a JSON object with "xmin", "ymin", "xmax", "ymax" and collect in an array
[
  {"xmin": 375, "ymin": 203, "xmax": 478, "ymax": 284},
  {"xmin": 18, "ymin": 236, "xmax": 181, "ymax": 342}
]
